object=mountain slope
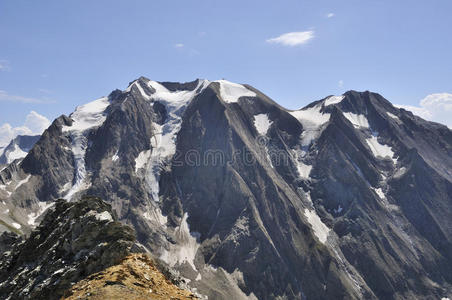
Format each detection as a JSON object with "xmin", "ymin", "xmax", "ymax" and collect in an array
[
  {"xmin": 0, "ymin": 78, "xmax": 451, "ymax": 299},
  {"xmin": 0, "ymin": 134, "xmax": 40, "ymax": 165}
]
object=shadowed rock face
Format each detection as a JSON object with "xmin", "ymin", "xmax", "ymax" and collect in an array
[{"xmin": 0, "ymin": 78, "xmax": 451, "ymax": 299}]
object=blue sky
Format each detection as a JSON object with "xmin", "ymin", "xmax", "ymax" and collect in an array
[{"xmin": 1, "ymin": 0, "xmax": 451, "ymax": 136}]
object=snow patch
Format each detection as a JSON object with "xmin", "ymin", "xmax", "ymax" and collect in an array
[
  {"xmin": 95, "ymin": 211, "xmax": 113, "ymax": 222},
  {"xmin": 324, "ymin": 95, "xmax": 344, "ymax": 106},
  {"xmin": 15, "ymin": 175, "xmax": 31, "ymax": 190},
  {"xmin": 216, "ymin": 80, "xmax": 256, "ymax": 103},
  {"xmin": 296, "ymin": 161, "xmax": 312, "ymax": 179},
  {"xmin": 62, "ymin": 97, "xmax": 110, "ymax": 133},
  {"xmin": 372, "ymin": 187, "xmax": 385, "ymax": 199},
  {"xmin": 4, "ymin": 143, "xmax": 28, "ymax": 164},
  {"xmin": 301, "ymin": 191, "xmax": 330, "ymax": 244},
  {"xmin": 304, "ymin": 208, "xmax": 330, "ymax": 244},
  {"xmin": 131, "ymin": 81, "xmax": 151, "ymax": 100},
  {"xmin": 12, "ymin": 222, "xmax": 21, "ymax": 229},
  {"xmin": 27, "ymin": 201, "xmax": 54, "ymax": 226},
  {"xmin": 112, "ymin": 150, "xmax": 119, "ymax": 162},
  {"xmin": 393, "ymin": 167, "xmax": 407, "ymax": 178},
  {"xmin": 290, "ymin": 104, "xmax": 331, "ymax": 146},
  {"xmin": 135, "ymin": 150, "xmax": 151, "ymax": 173},
  {"xmin": 343, "ymin": 112, "xmax": 370, "ymax": 128},
  {"xmin": 366, "ymin": 135, "xmax": 397, "ymax": 164},
  {"xmin": 387, "ymin": 112, "xmax": 400, "ymax": 121},
  {"xmin": 334, "ymin": 205, "xmax": 343, "ymax": 214},
  {"xmin": 253, "ymin": 114, "xmax": 272, "ymax": 136}
]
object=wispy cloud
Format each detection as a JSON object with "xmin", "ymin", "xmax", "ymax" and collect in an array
[
  {"xmin": 338, "ymin": 80, "xmax": 344, "ymax": 88},
  {"xmin": 0, "ymin": 90, "xmax": 55, "ymax": 104},
  {"xmin": 266, "ymin": 31, "xmax": 315, "ymax": 47},
  {"xmin": 326, "ymin": 13, "xmax": 335, "ymax": 18},
  {"xmin": 38, "ymin": 88, "xmax": 53, "ymax": 94},
  {"xmin": 174, "ymin": 43, "xmax": 184, "ymax": 48},
  {"xmin": 396, "ymin": 93, "xmax": 452, "ymax": 128},
  {"xmin": 0, "ymin": 60, "xmax": 10, "ymax": 71}
]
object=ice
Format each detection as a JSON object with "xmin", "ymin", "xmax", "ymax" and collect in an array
[
  {"xmin": 140, "ymin": 80, "xmax": 210, "ymax": 201},
  {"xmin": 253, "ymin": 114, "xmax": 272, "ymax": 136},
  {"xmin": 343, "ymin": 112, "xmax": 370, "ymax": 128},
  {"xmin": 290, "ymin": 104, "xmax": 331, "ymax": 146},
  {"xmin": 62, "ymin": 96, "xmax": 110, "ymax": 200},
  {"xmin": 324, "ymin": 95, "xmax": 344, "ymax": 106},
  {"xmin": 215, "ymin": 80, "xmax": 256, "ymax": 103}
]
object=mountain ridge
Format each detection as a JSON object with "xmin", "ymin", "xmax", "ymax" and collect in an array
[{"xmin": 0, "ymin": 77, "xmax": 451, "ymax": 299}]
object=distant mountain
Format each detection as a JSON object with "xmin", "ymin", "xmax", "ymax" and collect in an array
[
  {"xmin": 0, "ymin": 77, "xmax": 451, "ymax": 299},
  {"xmin": 0, "ymin": 134, "xmax": 40, "ymax": 165}
]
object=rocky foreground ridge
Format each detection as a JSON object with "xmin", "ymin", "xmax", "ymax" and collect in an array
[{"xmin": 0, "ymin": 196, "xmax": 195, "ymax": 300}]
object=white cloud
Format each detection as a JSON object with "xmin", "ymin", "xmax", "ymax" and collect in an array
[
  {"xmin": 326, "ymin": 13, "xmax": 335, "ymax": 18},
  {"xmin": 0, "ymin": 90, "xmax": 54, "ymax": 104},
  {"xmin": 0, "ymin": 111, "xmax": 50, "ymax": 148},
  {"xmin": 174, "ymin": 43, "xmax": 184, "ymax": 48},
  {"xmin": 338, "ymin": 80, "xmax": 344, "ymax": 88},
  {"xmin": 266, "ymin": 31, "xmax": 315, "ymax": 47},
  {"xmin": 396, "ymin": 93, "xmax": 452, "ymax": 128}
]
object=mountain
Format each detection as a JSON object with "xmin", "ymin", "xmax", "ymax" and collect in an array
[
  {"xmin": 0, "ymin": 134, "xmax": 40, "ymax": 165},
  {"xmin": 0, "ymin": 77, "xmax": 451, "ymax": 299}
]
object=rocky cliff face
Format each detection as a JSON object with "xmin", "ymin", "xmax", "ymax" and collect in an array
[
  {"xmin": 0, "ymin": 78, "xmax": 451, "ymax": 299},
  {"xmin": 0, "ymin": 196, "xmax": 136, "ymax": 299}
]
